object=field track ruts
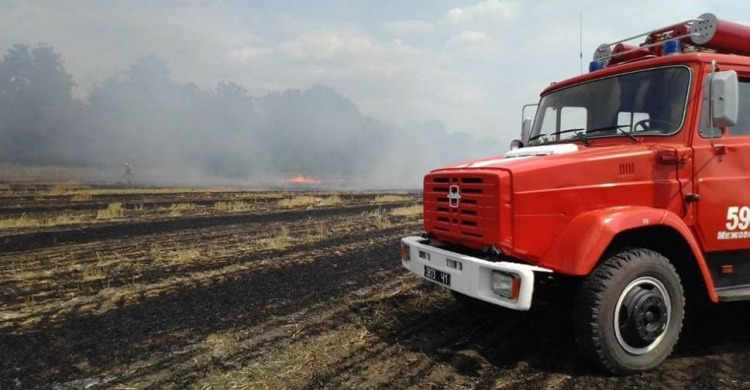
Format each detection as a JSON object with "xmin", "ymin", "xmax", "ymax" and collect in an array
[
  {"xmin": 0, "ymin": 190, "xmax": 255, "ymax": 207},
  {"xmin": 0, "ymin": 212, "xmax": 362, "ymax": 275},
  {"xmin": 0, "ymin": 192, "xmax": 395, "ymax": 216},
  {"xmin": 0, "ymin": 215, "xmax": 418, "ymax": 322},
  {"xmin": 0, "ymin": 198, "xmax": 273, "ymax": 216},
  {"xmin": 0, "ymin": 202, "xmax": 411, "ymax": 252},
  {"xmin": 3, "ymin": 189, "xmax": 750, "ymax": 389},
  {"xmin": 6, "ymin": 237, "xmax": 749, "ymax": 390},
  {"xmin": 0, "ymin": 226, "xmax": 419, "ymax": 389}
]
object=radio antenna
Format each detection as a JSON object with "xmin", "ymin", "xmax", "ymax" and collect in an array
[{"xmin": 579, "ymin": 12, "xmax": 583, "ymax": 74}]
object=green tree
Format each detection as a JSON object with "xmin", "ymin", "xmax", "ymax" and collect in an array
[{"xmin": 0, "ymin": 43, "xmax": 77, "ymax": 164}]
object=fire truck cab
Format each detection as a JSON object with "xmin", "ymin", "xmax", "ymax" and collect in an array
[{"xmin": 400, "ymin": 13, "xmax": 750, "ymax": 374}]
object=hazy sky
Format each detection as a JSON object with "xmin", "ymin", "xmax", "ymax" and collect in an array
[{"xmin": 1, "ymin": 0, "xmax": 746, "ymax": 145}]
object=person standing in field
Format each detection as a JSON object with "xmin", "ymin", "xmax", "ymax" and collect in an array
[{"xmin": 123, "ymin": 162, "xmax": 135, "ymax": 186}]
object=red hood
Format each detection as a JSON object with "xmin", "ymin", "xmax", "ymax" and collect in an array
[{"xmin": 435, "ymin": 142, "xmax": 680, "ymax": 175}]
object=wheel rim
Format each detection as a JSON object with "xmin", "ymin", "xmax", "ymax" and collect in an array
[{"xmin": 613, "ymin": 276, "xmax": 671, "ymax": 355}]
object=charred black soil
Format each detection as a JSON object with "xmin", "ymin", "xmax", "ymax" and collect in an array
[{"xmin": 1, "ymin": 188, "xmax": 749, "ymax": 389}]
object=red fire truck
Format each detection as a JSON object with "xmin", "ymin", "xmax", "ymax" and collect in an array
[{"xmin": 400, "ymin": 13, "xmax": 750, "ymax": 374}]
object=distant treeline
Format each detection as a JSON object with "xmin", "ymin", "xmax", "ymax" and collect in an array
[{"xmin": 0, "ymin": 43, "xmax": 502, "ymax": 187}]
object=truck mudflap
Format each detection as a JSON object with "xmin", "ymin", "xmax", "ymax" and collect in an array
[{"xmin": 400, "ymin": 236, "xmax": 553, "ymax": 311}]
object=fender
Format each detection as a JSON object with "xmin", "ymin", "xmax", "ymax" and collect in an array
[{"xmin": 539, "ymin": 206, "xmax": 718, "ymax": 302}]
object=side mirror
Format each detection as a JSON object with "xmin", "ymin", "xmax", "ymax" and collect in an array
[
  {"xmin": 521, "ymin": 118, "xmax": 532, "ymax": 145},
  {"xmin": 711, "ymin": 70, "xmax": 739, "ymax": 128}
]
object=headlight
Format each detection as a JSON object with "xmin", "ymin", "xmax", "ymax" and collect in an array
[{"xmin": 492, "ymin": 271, "xmax": 520, "ymax": 300}]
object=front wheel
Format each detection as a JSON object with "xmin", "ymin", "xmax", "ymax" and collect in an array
[{"xmin": 573, "ymin": 248, "xmax": 684, "ymax": 375}]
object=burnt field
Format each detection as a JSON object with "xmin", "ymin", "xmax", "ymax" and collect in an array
[{"xmin": 1, "ymin": 185, "xmax": 750, "ymax": 389}]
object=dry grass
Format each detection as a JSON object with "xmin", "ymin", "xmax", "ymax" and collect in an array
[
  {"xmin": 80, "ymin": 252, "xmax": 116, "ymax": 283},
  {"xmin": 0, "ymin": 164, "xmax": 101, "ymax": 184},
  {"xmin": 373, "ymin": 195, "xmax": 411, "ymax": 204},
  {"xmin": 150, "ymin": 243, "xmax": 202, "ymax": 265},
  {"xmin": 248, "ymin": 192, "xmax": 286, "ymax": 199},
  {"xmin": 278, "ymin": 195, "xmax": 342, "ymax": 209},
  {"xmin": 278, "ymin": 195, "xmax": 318, "ymax": 209},
  {"xmin": 66, "ymin": 187, "xmax": 242, "ymax": 197},
  {"xmin": 205, "ymin": 332, "xmax": 241, "ymax": 358},
  {"xmin": 365, "ymin": 208, "xmax": 391, "ymax": 228},
  {"xmin": 304, "ymin": 221, "xmax": 328, "ymax": 242},
  {"xmin": 170, "ymin": 203, "xmax": 198, "ymax": 211},
  {"xmin": 390, "ymin": 204, "xmax": 423, "ymax": 217},
  {"xmin": 168, "ymin": 248, "xmax": 202, "ymax": 265},
  {"xmin": 70, "ymin": 193, "xmax": 93, "ymax": 202},
  {"xmin": 214, "ymin": 200, "xmax": 254, "ymax": 213},
  {"xmin": 353, "ymin": 283, "xmax": 450, "ymax": 334},
  {"xmin": 0, "ymin": 185, "xmax": 247, "ymax": 198},
  {"xmin": 0, "ymin": 184, "xmax": 11, "ymax": 190},
  {"xmin": 96, "ymin": 203, "xmax": 125, "ymax": 220},
  {"xmin": 317, "ymin": 194, "xmax": 342, "ymax": 206},
  {"xmin": 201, "ymin": 326, "xmax": 372, "ymax": 389},
  {"xmin": 82, "ymin": 264, "xmax": 108, "ymax": 282},
  {"xmin": 168, "ymin": 203, "xmax": 198, "ymax": 217},
  {"xmin": 259, "ymin": 226, "xmax": 292, "ymax": 250},
  {"xmin": 47, "ymin": 182, "xmax": 80, "ymax": 195},
  {"xmin": 0, "ymin": 213, "xmax": 89, "ymax": 230}
]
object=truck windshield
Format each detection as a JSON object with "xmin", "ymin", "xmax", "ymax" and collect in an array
[{"xmin": 528, "ymin": 67, "xmax": 690, "ymax": 145}]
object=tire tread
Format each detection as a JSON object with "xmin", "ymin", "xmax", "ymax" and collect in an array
[{"xmin": 573, "ymin": 248, "xmax": 684, "ymax": 374}]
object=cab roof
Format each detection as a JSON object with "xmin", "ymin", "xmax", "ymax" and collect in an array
[{"xmin": 541, "ymin": 52, "xmax": 750, "ymax": 97}]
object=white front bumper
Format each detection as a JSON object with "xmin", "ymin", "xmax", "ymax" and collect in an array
[{"xmin": 401, "ymin": 236, "xmax": 552, "ymax": 311}]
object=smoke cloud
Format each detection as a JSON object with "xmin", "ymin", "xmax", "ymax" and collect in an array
[{"xmin": 0, "ymin": 44, "xmax": 502, "ymax": 188}]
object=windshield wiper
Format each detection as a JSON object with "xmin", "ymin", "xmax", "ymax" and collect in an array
[
  {"xmin": 586, "ymin": 125, "xmax": 638, "ymax": 142},
  {"xmin": 528, "ymin": 127, "xmax": 585, "ymax": 143},
  {"xmin": 530, "ymin": 125, "xmax": 639, "ymax": 144},
  {"xmin": 572, "ymin": 129, "xmax": 590, "ymax": 146}
]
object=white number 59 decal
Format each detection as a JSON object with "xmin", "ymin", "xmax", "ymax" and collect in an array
[{"xmin": 726, "ymin": 206, "xmax": 750, "ymax": 231}]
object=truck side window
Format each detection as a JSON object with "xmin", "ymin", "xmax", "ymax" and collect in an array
[
  {"xmin": 535, "ymin": 106, "xmax": 587, "ymax": 141},
  {"xmin": 728, "ymin": 80, "xmax": 750, "ymax": 136},
  {"xmin": 700, "ymin": 78, "xmax": 750, "ymax": 137},
  {"xmin": 539, "ymin": 107, "xmax": 557, "ymax": 135}
]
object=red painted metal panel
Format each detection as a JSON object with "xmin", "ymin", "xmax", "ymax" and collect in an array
[
  {"xmin": 423, "ymin": 171, "xmax": 501, "ymax": 249},
  {"xmin": 692, "ymin": 17, "xmax": 750, "ymax": 56}
]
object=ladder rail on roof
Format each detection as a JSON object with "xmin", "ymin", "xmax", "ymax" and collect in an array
[
  {"xmin": 598, "ymin": 32, "xmax": 702, "ymax": 62},
  {"xmin": 598, "ymin": 18, "xmax": 705, "ymax": 50},
  {"xmin": 593, "ymin": 17, "xmax": 709, "ymax": 65}
]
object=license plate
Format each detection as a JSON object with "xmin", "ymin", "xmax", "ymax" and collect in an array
[{"xmin": 424, "ymin": 266, "xmax": 451, "ymax": 286}]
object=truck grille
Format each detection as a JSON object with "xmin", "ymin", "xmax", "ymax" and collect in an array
[{"xmin": 424, "ymin": 172, "xmax": 499, "ymax": 247}]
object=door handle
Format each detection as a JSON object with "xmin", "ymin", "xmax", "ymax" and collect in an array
[{"xmin": 656, "ymin": 149, "xmax": 691, "ymax": 164}]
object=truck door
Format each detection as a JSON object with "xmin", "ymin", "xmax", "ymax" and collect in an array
[{"xmin": 693, "ymin": 70, "xmax": 750, "ymax": 295}]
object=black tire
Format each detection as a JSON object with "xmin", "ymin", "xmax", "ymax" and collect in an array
[{"xmin": 573, "ymin": 248, "xmax": 685, "ymax": 375}]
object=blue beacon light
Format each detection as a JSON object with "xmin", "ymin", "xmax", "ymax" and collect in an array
[
  {"xmin": 589, "ymin": 60, "xmax": 604, "ymax": 72},
  {"xmin": 663, "ymin": 39, "xmax": 681, "ymax": 55}
]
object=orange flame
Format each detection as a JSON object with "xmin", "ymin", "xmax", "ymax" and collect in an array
[{"xmin": 287, "ymin": 174, "xmax": 321, "ymax": 184}]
